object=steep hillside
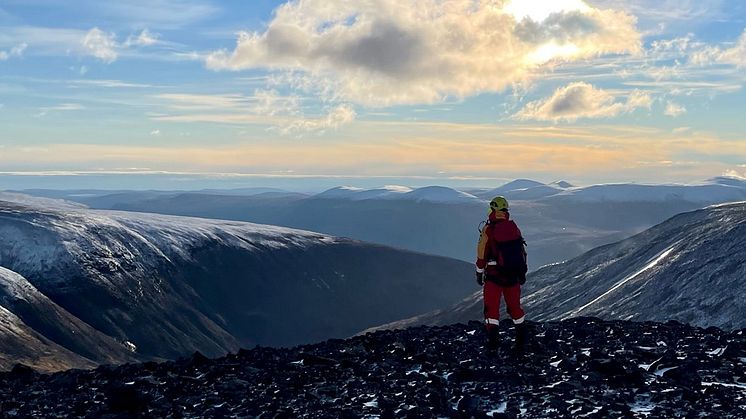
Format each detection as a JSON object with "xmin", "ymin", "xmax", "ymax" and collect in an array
[
  {"xmin": 0, "ymin": 267, "xmax": 140, "ymax": 371},
  {"xmin": 2, "ymin": 319, "xmax": 744, "ymax": 417},
  {"xmin": 0, "ymin": 195, "xmax": 472, "ymax": 370},
  {"xmin": 379, "ymin": 202, "xmax": 746, "ymax": 330}
]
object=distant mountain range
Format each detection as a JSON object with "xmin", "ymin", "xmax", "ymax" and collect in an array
[
  {"xmin": 375, "ymin": 201, "xmax": 746, "ymax": 331},
  {"xmin": 0, "ymin": 193, "xmax": 472, "ymax": 371},
  {"xmin": 18, "ymin": 177, "xmax": 746, "ymax": 271}
]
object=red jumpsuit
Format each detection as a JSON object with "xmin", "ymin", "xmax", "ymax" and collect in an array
[{"xmin": 476, "ymin": 210, "xmax": 526, "ymax": 330}]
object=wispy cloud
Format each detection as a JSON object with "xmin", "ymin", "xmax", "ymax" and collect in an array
[
  {"xmin": 664, "ymin": 101, "xmax": 687, "ymax": 117},
  {"xmin": 153, "ymin": 90, "xmax": 354, "ymax": 134},
  {"xmin": 620, "ymin": 80, "xmax": 743, "ymax": 95},
  {"xmin": 0, "ymin": 43, "xmax": 27, "ymax": 61},
  {"xmin": 591, "ymin": 0, "xmax": 728, "ymax": 23},
  {"xmin": 154, "ymin": 92, "xmax": 253, "ymax": 110},
  {"xmin": 33, "ymin": 102, "xmax": 85, "ymax": 117},
  {"xmin": 278, "ymin": 104, "xmax": 356, "ymax": 136},
  {"xmin": 93, "ymin": 0, "xmax": 220, "ymax": 28},
  {"xmin": 1, "ymin": 0, "xmax": 219, "ymax": 29},
  {"xmin": 1, "ymin": 24, "xmax": 185, "ymax": 63},
  {"xmin": 514, "ymin": 82, "xmax": 652, "ymax": 122},
  {"xmin": 41, "ymin": 103, "xmax": 85, "ymax": 112},
  {"xmin": 124, "ymin": 29, "xmax": 161, "ymax": 47},
  {"xmin": 70, "ymin": 79, "xmax": 155, "ymax": 88},
  {"xmin": 253, "ymin": 89, "xmax": 300, "ymax": 116}
]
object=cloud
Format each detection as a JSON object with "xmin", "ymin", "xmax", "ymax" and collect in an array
[
  {"xmin": 33, "ymin": 103, "xmax": 84, "ymax": 117},
  {"xmin": 1, "ymin": 0, "xmax": 218, "ymax": 29},
  {"xmin": 47, "ymin": 103, "xmax": 85, "ymax": 111},
  {"xmin": 687, "ymin": 30, "xmax": 746, "ymax": 68},
  {"xmin": 78, "ymin": 27, "xmax": 167, "ymax": 63},
  {"xmin": 0, "ymin": 42, "xmax": 28, "ymax": 61},
  {"xmin": 154, "ymin": 93, "xmax": 253, "ymax": 110},
  {"xmin": 82, "ymin": 27, "xmax": 118, "ymax": 63},
  {"xmin": 124, "ymin": 29, "xmax": 160, "ymax": 47},
  {"xmin": 279, "ymin": 104, "xmax": 356, "ymax": 135},
  {"xmin": 150, "ymin": 129, "xmax": 161, "ymax": 136},
  {"xmin": 514, "ymin": 82, "xmax": 652, "ymax": 122},
  {"xmin": 205, "ymin": 0, "xmax": 641, "ymax": 106},
  {"xmin": 664, "ymin": 101, "xmax": 686, "ymax": 117},
  {"xmin": 253, "ymin": 89, "xmax": 300, "ymax": 116},
  {"xmin": 590, "ymin": 0, "xmax": 727, "ymax": 24},
  {"xmin": 153, "ymin": 91, "xmax": 354, "ymax": 134},
  {"xmin": 90, "ymin": 0, "xmax": 219, "ymax": 28},
  {"xmin": 0, "ymin": 27, "xmax": 88, "ymax": 58},
  {"xmin": 722, "ymin": 169, "xmax": 746, "ymax": 180},
  {"xmin": 72, "ymin": 79, "xmax": 154, "ymax": 88},
  {"xmin": 717, "ymin": 29, "xmax": 746, "ymax": 68}
]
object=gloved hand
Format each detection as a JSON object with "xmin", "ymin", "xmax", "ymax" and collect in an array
[{"xmin": 475, "ymin": 271, "xmax": 484, "ymax": 286}]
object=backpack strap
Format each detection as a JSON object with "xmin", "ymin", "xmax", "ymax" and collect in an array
[{"xmin": 487, "ymin": 223, "xmax": 501, "ymax": 265}]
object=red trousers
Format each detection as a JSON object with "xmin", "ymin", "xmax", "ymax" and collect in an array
[{"xmin": 483, "ymin": 281, "xmax": 525, "ymax": 329}]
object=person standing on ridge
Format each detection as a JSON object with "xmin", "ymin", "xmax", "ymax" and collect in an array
[{"xmin": 475, "ymin": 196, "xmax": 528, "ymax": 351}]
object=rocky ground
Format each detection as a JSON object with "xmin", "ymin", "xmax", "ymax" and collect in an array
[{"xmin": 1, "ymin": 318, "xmax": 745, "ymax": 418}]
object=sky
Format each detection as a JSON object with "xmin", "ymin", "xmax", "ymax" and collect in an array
[{"xmin": 0, "ymin": 0, "xmax": 745, "ymax": 190}]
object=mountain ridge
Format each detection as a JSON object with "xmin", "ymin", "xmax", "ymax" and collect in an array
[
  {"xmin": 375, "ymin": 201, "xmax": 746, "ymax": 331},
  {"xmin": 0, "ymin": 195, "xmax": 473, "ymax": 371}
]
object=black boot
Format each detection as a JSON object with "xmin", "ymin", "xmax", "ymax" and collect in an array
[
  {"xmin": 512, "ymin": 323, "xmax": 527, "ymax": 353},
  {"xmin": 486, "ymin": 327, "xmax": 500, "ymax": 350}
]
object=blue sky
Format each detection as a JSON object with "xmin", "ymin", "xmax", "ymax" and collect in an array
[{"xmin": 1, "ymin": 0, "xmax": 745, "ymax": 190}]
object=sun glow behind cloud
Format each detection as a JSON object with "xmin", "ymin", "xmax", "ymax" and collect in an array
[
  {"xmin": 527, "ymin": 42, "xmax": 581, "ymax": 64},
  {"xmin": 507, "ymin": 0, "xmax": 590, "ymax": 64},
  {"xmin": 505, "ymin": 0, "xmax": 590, "ymax": 22}
]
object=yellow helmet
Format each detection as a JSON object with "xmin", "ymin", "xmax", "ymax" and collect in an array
[{"xmin": 489, "ymin": 196, "xmax": 509, "ymax": 212}]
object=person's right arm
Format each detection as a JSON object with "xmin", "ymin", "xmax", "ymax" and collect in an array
[{"xmin": 475, "ymin": 226, "xmax": 489, "ymax": 285}]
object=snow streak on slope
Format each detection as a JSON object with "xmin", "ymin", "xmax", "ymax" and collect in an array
[{"xmin": 563, "ymin": 246, "xmax": 677, "ymax": 318}]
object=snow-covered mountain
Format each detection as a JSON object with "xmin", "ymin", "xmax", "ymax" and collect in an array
[
  {"xmin": 401, "ymin": 186, "xmax": 481, "ymax": 203},
  {"xmin": 550, "ymin": 180, "xmax": 574, "ymax": 189},
  {"xmin": 474, "ymin": 177, "xmax": 746, "ymax": 204},
  {"xmin": 376, "ymin": 201, "xmax": 746, "ymax": 331},
  {"xmin": 315, "ymin": 185, "xmax": 413, "ymax": 200},
  {"xmin": 0, "ymin": 195, "xmax": 473, "ymax": 371},
  {"xmin": 315, "ymin": 185, "xmax": 480, "ymax": 203},
  {"xmin": 544, "ymin": 179, "xmax": 746, "ymax": 204},
  {"xmin": 476, "ymin": 179, "xmax": 549, "ymax": 199}
]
